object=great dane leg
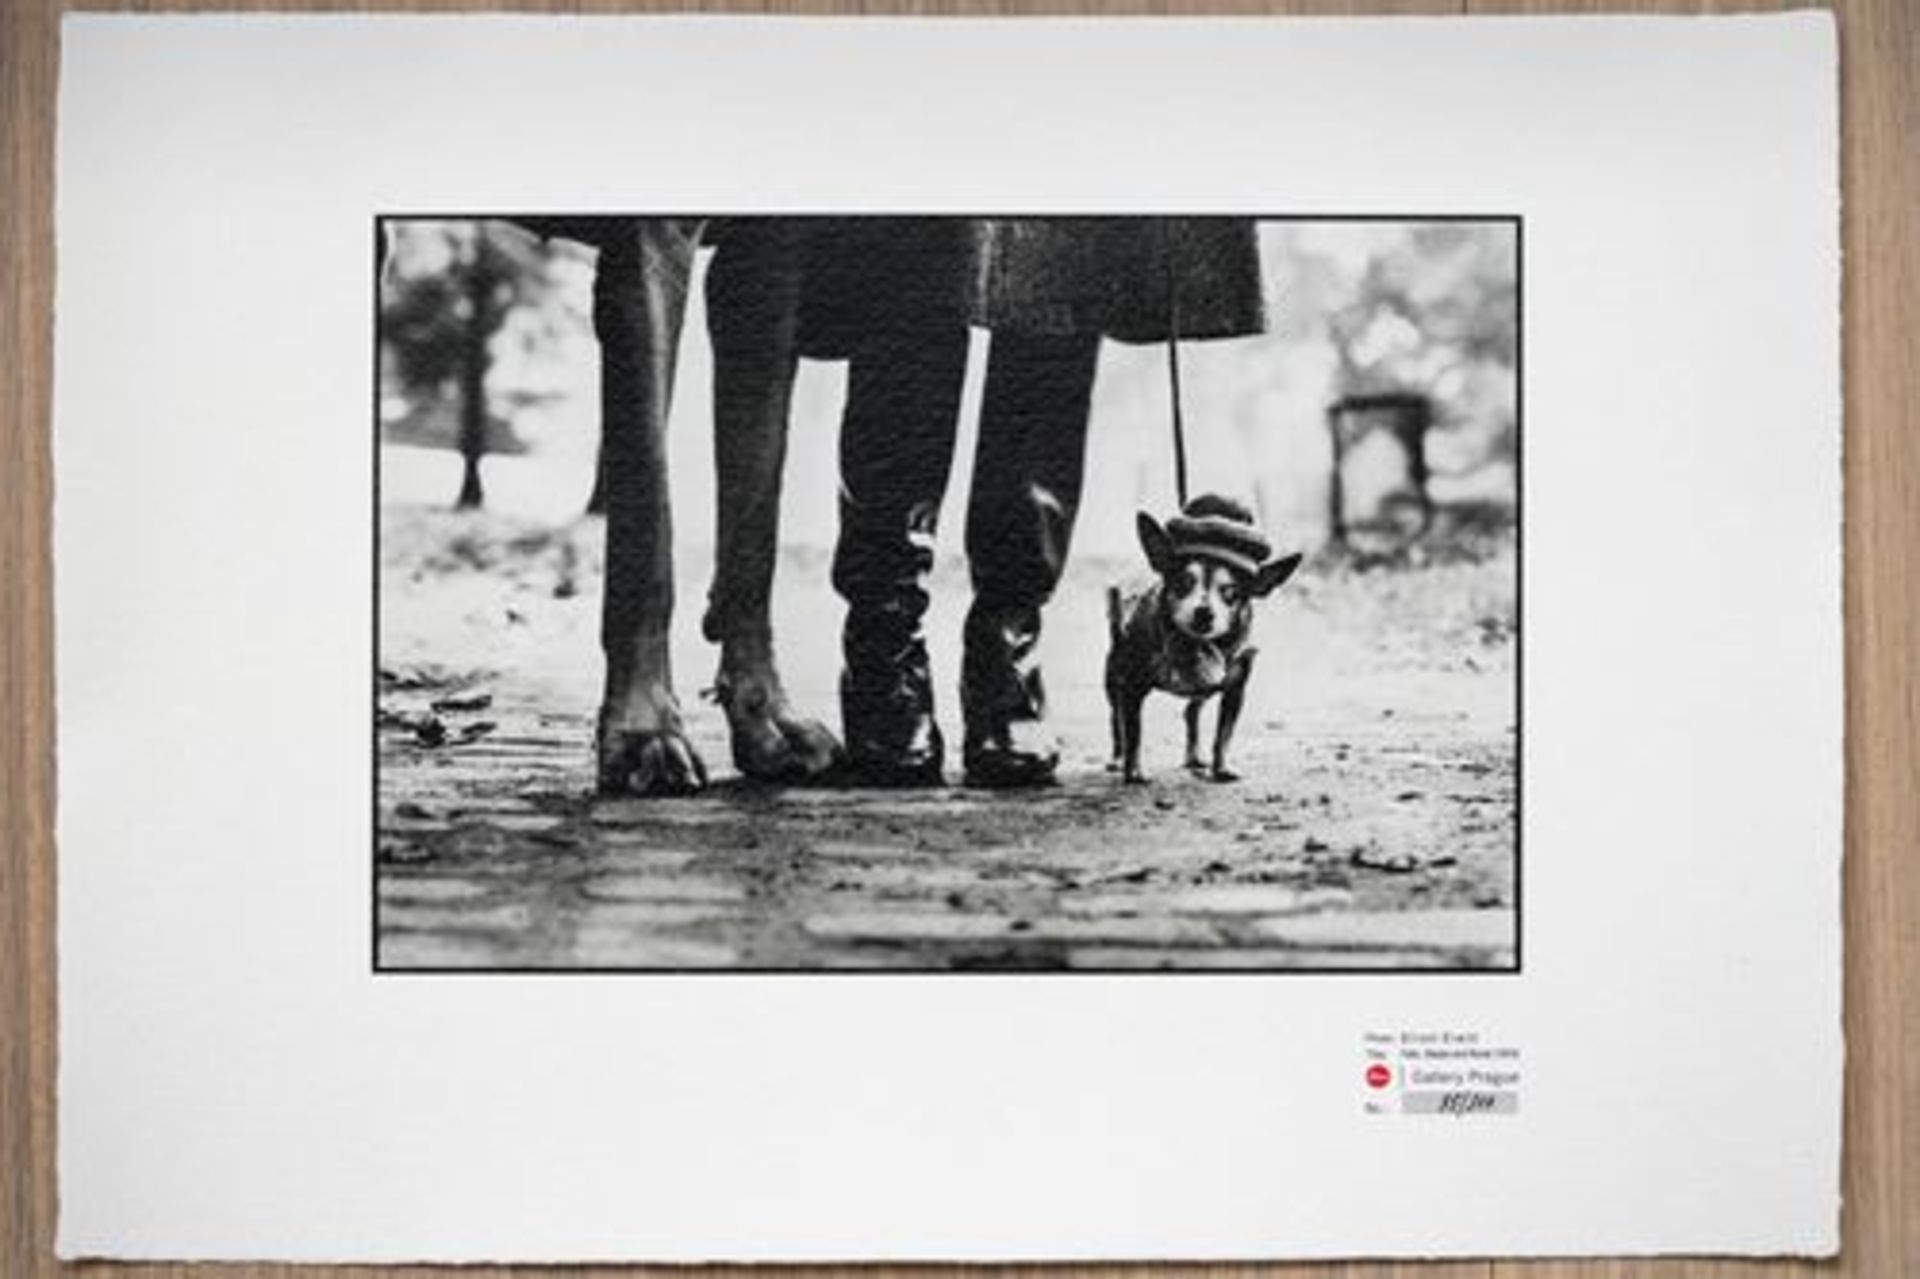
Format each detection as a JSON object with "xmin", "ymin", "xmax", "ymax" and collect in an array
[
  {"xmin": 703, "ymin": 219, "xmax": 841, "ymax": 780},
  {"xmin": 595, "ymin": 219, "xmax": 707, "ymax": 796}
]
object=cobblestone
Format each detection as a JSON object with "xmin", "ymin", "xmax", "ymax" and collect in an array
[
  {"xmin": 378, "ymin": 931, "xmax": 512, "ymax": 968},
  {"xmin": 379, "ymin": 877, "xmax": 493, "ymax": 904},
  {"xmin": 572, "ymin": 903, "xmax": 747, "ymax": 930},
  {"xmin": 1066, "ymin": 947, "xmax": 1453, "ymax": 971},
  {"xmin": 565, "ymin": 932, "xmax": 740, "ymax": 969},
  {"xmin": 803, "ymin": 912, "xmax": 1019, "ymax": 943},
  {"xmin": 378, "ymin": 902, "xmax": 539, "ymax": 934},
  {"xmin": 578, "ymin": 875, "xmax": 748, "ymax": 904},
  {"xmin": 1253, "ymin": 908, "xmax": 1514, "ymax": 954}
]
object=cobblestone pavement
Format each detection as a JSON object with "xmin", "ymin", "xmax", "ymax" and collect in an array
[{"xmin": 377, "ymin": 509, "xmax": 1517, "ymax": 971}]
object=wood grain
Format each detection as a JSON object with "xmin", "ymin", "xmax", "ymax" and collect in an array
[{"xmin": 2, "ymin": 1, "xmax": 1910, "ymax": 1276}]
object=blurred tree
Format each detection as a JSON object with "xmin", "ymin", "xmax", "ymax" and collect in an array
[
  {"xmin": 1258, "ymin": 223, "xmax": 1517, "ymax": 540},
  {"xmin": 381, "ymin": 221, "xmax": 557, "ymax": 509},
  {"xmin": 1325, "ymin": 223, "xmax": 1516, "ymax": 407}
]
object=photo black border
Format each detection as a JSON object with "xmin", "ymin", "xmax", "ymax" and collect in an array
[{"xmin": 371, "ymin": 212, "xmax": 1523, "ymax": 977}]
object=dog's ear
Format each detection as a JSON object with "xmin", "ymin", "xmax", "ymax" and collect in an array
[
  {"xmin": 1137, "ymin": 512, "xmax": 1174, "ymax": 574},
  {"xmin": 1249, "ymin": 552, "xmax": 1304, "ymax": 598}
]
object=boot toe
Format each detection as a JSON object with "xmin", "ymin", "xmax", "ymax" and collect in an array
[
  {"xmin": 963, "ymin": 720, "xmax": 1061, "ymax": 789},
  {"xmin": 846, "ymin": 717, "xmax": 945, "ymax": 788}
]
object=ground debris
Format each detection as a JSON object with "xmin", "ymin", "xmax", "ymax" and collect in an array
[
  {"xmin": 377, "ymin": 703, "xmax": 451, "ymax": 746},
  {"xmin": 1102, "ymin": 867, "xmax": 1155, "ymax": 885},
  {"xmin": 378, "ymin": 839, "xmax": 431, "ymax": 865},
  {"xmin": 1351, "ymin": 845, "xmax": 1421, "ymax": 873},
  {"xmin": 379, "ymin": 665, "xmax": 457, "ymax": 691}
]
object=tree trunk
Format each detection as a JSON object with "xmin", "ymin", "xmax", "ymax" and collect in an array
[{"xmin": 454, "ymin": 278, "xmax": 490, "ymax": 510}]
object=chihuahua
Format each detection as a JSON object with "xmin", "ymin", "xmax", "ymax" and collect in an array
[{"xmin": 1105, "ymin": 495, "xmax": 1302, "ymax": 783}]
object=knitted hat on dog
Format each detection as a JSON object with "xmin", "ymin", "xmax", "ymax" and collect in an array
[{"xmin": 1166, "ymin": 494, "xmax": 1273, "ymax": 577}]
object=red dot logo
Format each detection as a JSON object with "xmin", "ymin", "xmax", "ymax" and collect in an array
[{"xmin": 1365, "ymin": 1063, "xmax": 1392, "ymax": 1090}]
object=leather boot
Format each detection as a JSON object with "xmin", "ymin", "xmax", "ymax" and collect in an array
[
  {"xmin": 841, "ymin": 597, "xmax": 944, "ymax": 787},
  {"xmin": 961, "ymin": 603, "xmax": 1060, "ymax": 788}
]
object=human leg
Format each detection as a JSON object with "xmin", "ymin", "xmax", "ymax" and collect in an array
[
  {"xmin": 831, "ymin": 321, "xmax": 970, "ymax": 785},
  {"xmin": 960, "ymin": 330, "xmax": 1100, "ymax": 787}
]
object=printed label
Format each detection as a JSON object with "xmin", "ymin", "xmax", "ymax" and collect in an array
[{"xmin": 1363, "ymin": 1029, "xmax": 1521, "ymax": 1117}]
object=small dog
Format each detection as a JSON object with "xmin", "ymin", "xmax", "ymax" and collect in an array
[{"xmin": 1105, "ymin": 495, "xmax": 1302, "ymax": 784}]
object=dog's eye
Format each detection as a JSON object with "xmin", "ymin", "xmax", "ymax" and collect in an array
[
  {"xmin": 1176, "ymin": 568, "xmax": 1198, "ymax": 595},
  {"xmin": 1219, "ymin": 581, "xmax": 1239, "ymax": 605}
]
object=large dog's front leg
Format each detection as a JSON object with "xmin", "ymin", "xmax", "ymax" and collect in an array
[
  {"xmin": 703, "ymin": 222, "xmax": 841, "ymax": 782},
  {"xmin": 595, "ymin": 220, "xmax": 708, "ymax": 797}
]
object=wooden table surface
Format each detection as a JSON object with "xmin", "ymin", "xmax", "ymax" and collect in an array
[{"xmin": 2, "ymin": 1, "xmax": 1911, "ymax": 1275}]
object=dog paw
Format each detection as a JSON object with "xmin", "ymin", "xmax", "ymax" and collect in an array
[
  {"xmin": 597, "ymin": 727, "xmax": 709, "ymax": 797},
  {"xmin": 1184, "ymin": 758, "xmax": 1210, "ymax": 777},
  {"xmin": 781, "ymin": 714, "xmax": 845, "ymax": 779},
  {"xmin": 734, "ymin": 714, "xmax": 844, "ymax": 783},
  {"xmin": 715, "ymin": 672, "xmax": 844, "ymax": 784},
  {"xmin": 1209, "ymin": 765, "xmax": 1242, "ymax": 784},
  {"xmin": 1122, "ymin": 770, "xmax": 1150, "ymax": 786}
]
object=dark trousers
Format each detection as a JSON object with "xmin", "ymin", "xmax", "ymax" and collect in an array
[{"xmin": 833, "ymin": 323, "xmax": 1100, "ymax": 726}]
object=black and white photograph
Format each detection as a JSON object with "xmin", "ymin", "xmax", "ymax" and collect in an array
[{"xmin": 375, "ymin": 215, "xmax": 1520, "ymax": 972}]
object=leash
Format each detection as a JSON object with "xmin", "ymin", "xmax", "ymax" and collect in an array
[{"xmin": 1159, "ymin": 218, "xmax": 1191, "ymax": 510}]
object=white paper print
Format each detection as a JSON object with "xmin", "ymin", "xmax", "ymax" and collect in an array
[{"xmin": 56, "ymin": 13, "xmax": 1839, "ymax": 1262}]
